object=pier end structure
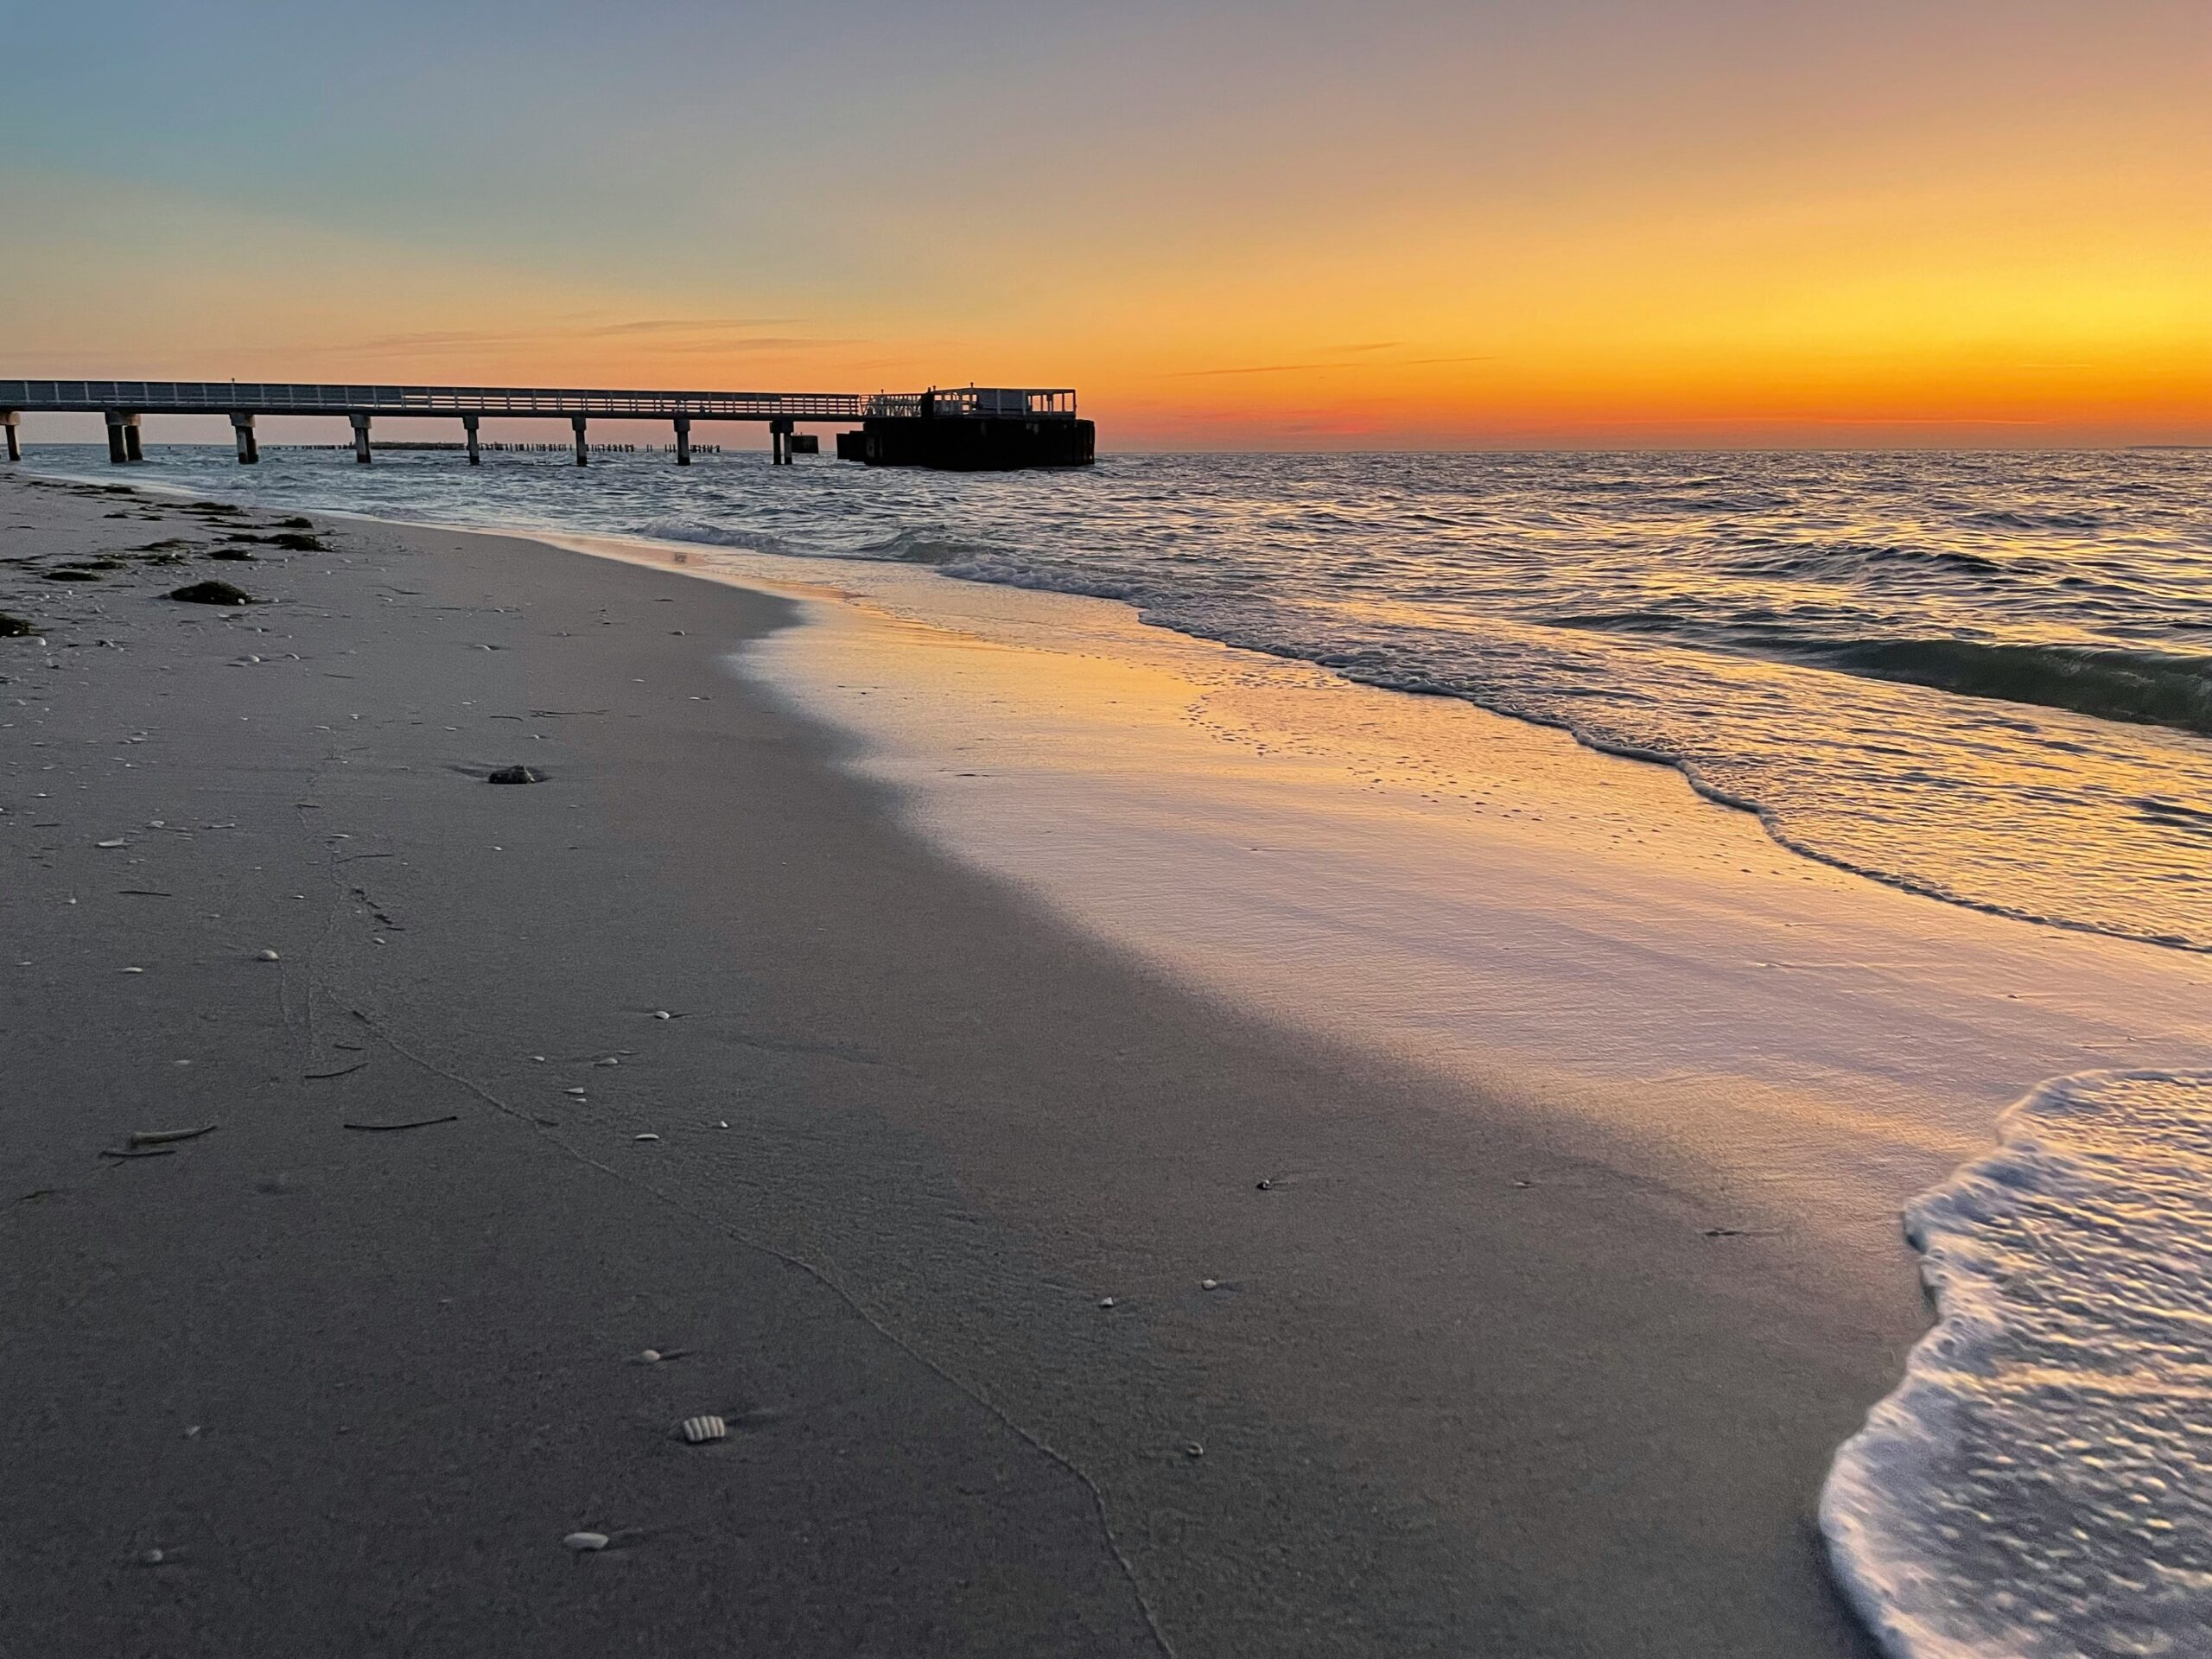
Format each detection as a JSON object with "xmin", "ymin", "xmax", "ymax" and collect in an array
[
  {"xmin": 843, "ymin": 387, "xmax": 1093, "ymax": 471},
  {"xmin": 0, "ymin": 381, "xmax": 1095, "ymax": 471},
  {"xmin": 1, "ymin": 410, "xmax": 18, "ymax": 463}
]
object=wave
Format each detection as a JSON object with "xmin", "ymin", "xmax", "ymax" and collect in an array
[
  {"xmin": 1791, "ymin": 638, "xmax": 2212, "ymax": 739},
  {"xmin": 1821, "ymin": 1071, "xmax": 2212, "ymax": 1659},
  {"xmin": 1955, "ymin": 508, "xmax": 2106, "ymax": 532},
  {"xmin": 633, "ymin": 518, "xmax": 1014, "ymax": 569}
]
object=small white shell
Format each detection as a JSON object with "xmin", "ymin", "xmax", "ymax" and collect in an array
[
  {"xmin": 563, "ymin": 1531, "xmax": 609, "ymax": 1552},
  {"xmin": 594, "ymin": 1057, "xmax": 619, "ymax": 1067},
  {"xmin": 1200, "ymin": 1279, "xmax": 1219, "ymax": 1291},
  {"xmin": 634, "ymin": 1133, "xmax": 659, "ymax": 1142},
  {"xmin": 96, "ymin": 838, "xmax": 126, "ymax": 849},
  {"xmin": 680, "ymin": 1415, "xmax": 727, "ymax": 1445},
  {"xmin": 256, "ymin": 949, "xmax": 280, "ymax": 962},
  {"xmin": 652, "ymin": 1010, "xmax": 672, "ymax": 1020},
  {"xmin": 637, "ymin": 1349, "xmax": 663, "ymax": 1364},
  {"xmin": 122, "ymin": 966, "xmax": 144, "ymax": 975},
  {"xmin": 1184, "ymin": 1442, "xmax": 1205, "ymax": 1459},
  {"xmin": 1097, "ymin": 1296, "xmax": 1116, "ymax": 1309},
  {"xmin": 564, "ymin": 1087, "xmax": 586, "ymax": 1096}
]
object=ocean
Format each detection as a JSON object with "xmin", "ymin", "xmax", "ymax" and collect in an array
[
  {"xmin": 72, "ymin": 443, "xmax": 2212, "ymax": 953},
  {"xmin": 35, "ymin": 441, "xmax": 2212, "ymax": 1658}
]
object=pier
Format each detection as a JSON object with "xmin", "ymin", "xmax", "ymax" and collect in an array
[{"xmin": 0, "ymin": 380, "xmax": 1093, "ymax": 471}]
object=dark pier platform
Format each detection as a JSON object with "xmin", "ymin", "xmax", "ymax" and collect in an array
[{"xmin": 0, "ymin": 380, "xmax": 1094, "ymax": 472}]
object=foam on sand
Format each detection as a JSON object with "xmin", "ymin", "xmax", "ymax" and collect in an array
[{"xmin": 1822, "ymin": 1071, "xmax": 2212, "ymax": 1659}]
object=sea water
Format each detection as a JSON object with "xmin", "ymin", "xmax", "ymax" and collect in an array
[
  {"xmin": 79, "ymin": 445, "xmax": 2212, "ymax": 952},
  {"xmin": 36, "ymin": 442, "xmax": 2212, "ymax": 1656}
]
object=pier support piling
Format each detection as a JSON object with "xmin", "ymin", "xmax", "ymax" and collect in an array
[
  {"xmin": 230, "ymin": 412, "xmax": 258, "ymax": 465},
  {"xmin": 104, "ymin": 411, "xmax": 142, "ymax": 463},
  {"xmin": 2, "ymin": 411, "xmax": 19, "ymax": 464},
  {"xmin": 462, "ymin": 414, "xmax": 480, "ymax": 465},
  {"xmin": 350, "ymin": 413, "xmax": 372, "ymax": 464},
  {"xmin": 770, "ymin": 416, "xmax": 794, "ymax": 465},
  {"xmin": 674, "ymin": 416, "xmax": 692, "ymax": 466},
  {"xmin": 571, "ymin": 416, "xmax": 588, "ymax": 467}
]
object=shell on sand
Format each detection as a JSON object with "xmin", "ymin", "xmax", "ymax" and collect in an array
[
  {"xmin": 680, "ymin": 1415, "xmax": 727, "ymax": 1445},
  {"xmin": 563, "ymin": 1532, "xmax": 609, "ymax": 1552}
]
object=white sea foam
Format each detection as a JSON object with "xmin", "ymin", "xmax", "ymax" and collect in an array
[{"xmin": 1822, "ymin": 1071, "xmax": 2212, "ymax": 1659}]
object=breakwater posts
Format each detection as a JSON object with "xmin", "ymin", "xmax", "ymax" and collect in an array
[{"xmin": 0, "ymin": 381, "xmax": 1094, "ymax": 472}]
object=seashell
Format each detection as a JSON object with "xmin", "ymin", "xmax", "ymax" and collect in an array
[
  {"xmin": 563, "ymin": 1087, "xmax": 586, "ymax": 1096},
  {"xmin": 1200, "ymin": 1279, "xmax": 1219, "ymax": 1291},
  {"xmin": 256, "ymin": 949, "xmax": 280, "ymax": 962},
  {"xmin": 1097, "ymin": 1296, "xmax": 1116, "ymax": 1309},
  {"xmin": 680, "ymin": 1415, "xmax": 727, "ymax": 1445},
  {"xmin": 637, "ymin": 1349, "xmax": 663, "ymax": 1364},
  {"xmin": 1255, "ymin": 1179, "xmax": 1274, "ymax": 1192},
  {"xmin": 96, "ymin": 838, "xmax": 126, "ymax": 849},
  {"xmin": 1185, "ymin": 1442, "xmax": 1205, "ymax": 1459},
  {"xmin": 594, "ymin": 1057, "xmax": 619, "ymax": 1067},
  {"xmin": 652, "ymin": 1010, "xmax": 672, "ymax": 1020},
  {"xmin": 563, "ymin": 1531, "xmax": 609, "ymax": 1552},
  {"xmin": 138, "ymin": 1548, "xmax": 168, "ymax": 1566},
  {"xmin": 633, "ymin": 1133, "xmax": 659, "ymax": 1142},
  {"xmin": 122, "ymin": 966, "xmax": 144, "ymax": 975},
  {"xmin": 530, "ymin": 1055, "xmax": 546, "ymax": 1063}
]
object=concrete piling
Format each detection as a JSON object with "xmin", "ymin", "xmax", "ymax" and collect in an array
[
  {"xmin": 674, "ymin": 415, "xmax": 692, "ymax": 466},
  {"xmin": 463, "ymin": 414, "xmax": 481, "ymax": 465},
  {"xmin": 2, "ymin": 411, "xmax": 19, "ymax": 463},
  {"xmin": 350, "ymin": 412, "xmax": 373, "ymax": 464},
  {"xmin": 769, "ymin": 416, "xmax": 794, "ymax": 466},
  {"xmin": 571, "ymin": 416, "xmax": 588, "ymax": 467},
  {"xmin": 230, "ymin": 412, "xmax": 259, "ymax": 465},
  {"xmin": 104, "ymin": 411, "xmax": 142, "ymax": 464}
]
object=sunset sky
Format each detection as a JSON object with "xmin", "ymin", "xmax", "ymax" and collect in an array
[{"xmin": 4, "ymin": 0, "xmax": 2208, "ymax": 448}]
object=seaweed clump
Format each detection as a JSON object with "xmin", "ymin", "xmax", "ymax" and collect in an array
[
  {"xmin": 167, "ymin": 580, "xmax": 257, "ymax": 606},
  {"xmin": 0, "ymin": 613, "xmax": 36, "ymax": 637}
]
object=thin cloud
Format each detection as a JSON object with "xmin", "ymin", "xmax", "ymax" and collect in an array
[{"xmin": 1172, "ymin": 353, "xmax": 1495, "ymax": 378}]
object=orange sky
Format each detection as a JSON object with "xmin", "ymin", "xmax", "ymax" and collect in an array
[{"xmin": 5, "ymin": 2, "xmax": 2209, "ymax": 448}]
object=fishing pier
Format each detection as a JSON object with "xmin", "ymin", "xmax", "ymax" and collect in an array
[{"xmin": 0, "ymin": 380, "xmax": 1094, "ymax": 472}]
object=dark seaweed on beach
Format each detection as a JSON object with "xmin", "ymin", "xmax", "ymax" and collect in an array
[
  {"xmin": 274, "ymin": 517, "xmax": 315, "ymax": 530},
  {"xmin": 0, "ymin": 612, "xmax": 37, "ymax": 637},
  {"xmin": 167, "ymin": 580, "xmax": 257, "ymax": 606},
  {"xmin": 41, "ymin": 568, "xmax": 100, "ymax": 582}
]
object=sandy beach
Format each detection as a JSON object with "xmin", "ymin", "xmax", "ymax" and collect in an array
[{"xmin": 7, "ymin": 466, "xmax": 2207, "ymax": 1656}]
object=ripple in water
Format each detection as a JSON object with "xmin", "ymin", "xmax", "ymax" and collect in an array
[{"xmin": 1822, "ymin": 1071, "xmax": 2212, "ymax": 1659}]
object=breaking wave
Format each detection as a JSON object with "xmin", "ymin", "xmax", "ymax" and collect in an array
[{"xmin": 1822, "ymin": 1071, "xmax": 2212, "ymax": 1659}]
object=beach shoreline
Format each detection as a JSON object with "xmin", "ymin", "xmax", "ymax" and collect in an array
[{"xmin": 9, "ymin": 465, "xmax": 2191, "ymax": 1655}]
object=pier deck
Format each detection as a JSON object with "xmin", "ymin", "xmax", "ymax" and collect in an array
[{"xmin": 0, "ymin": 379, "xmax": 1091, "ymax": 470}]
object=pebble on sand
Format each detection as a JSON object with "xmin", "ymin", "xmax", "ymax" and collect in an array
[
  {"xmin": 563, "ymin": 1532, "xmax": 609, "ymax": 1553},
  {"xmin": 486, "ymin": 765, "xmax": 543, "ymax": 785}
]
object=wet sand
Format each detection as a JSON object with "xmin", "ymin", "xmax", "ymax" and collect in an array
[{"xmin": 0, "ymin": 469, "xmax": 1897, "ymax": 1656}]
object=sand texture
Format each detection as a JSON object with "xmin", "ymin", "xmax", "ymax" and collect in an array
[{"xmin": 0, "ymin": 471, "xmax": 1891, "ymax": 1656}]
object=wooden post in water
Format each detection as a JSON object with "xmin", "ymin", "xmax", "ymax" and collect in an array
[
  {"xmin": 350, "ymin": 412, "xmax": 372, "ymax": 464},
  {"xmin": 571, "ymin": 416, "xmax": 588, "ymax": 467},
  {"xmin": 674, "ymin": 415, "xmax": 692, "ymax": 466},
  {"xmin": 1, "ymin": 411, "xmax": 18, "ymax": 463},
  {"xmin": 230, "ymin": 412, "xmax": 258, "ymax": 465},
  {"xmin": 463, "ymin": 414, "xmax": 480, "ymax": 465}
]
